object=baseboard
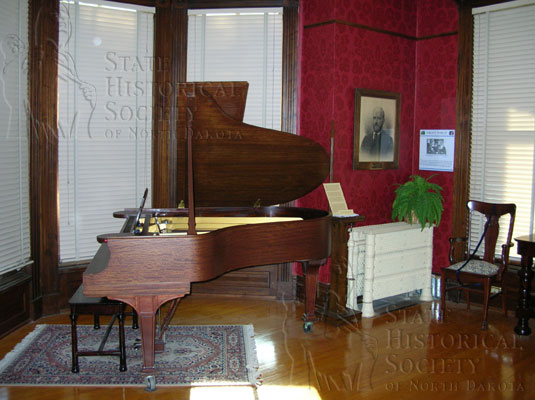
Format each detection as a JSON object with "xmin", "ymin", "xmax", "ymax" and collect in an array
[
  {"xmin": 294, "ymin": 275, "xmax": 329, "ymax": 312},
  {"xmin": 0, "ymin": 270, "xmax": 32, "ymax": 339},
  {"xmin": 441, "ymin": 267, "xmax": 522, "ymax": 311}
]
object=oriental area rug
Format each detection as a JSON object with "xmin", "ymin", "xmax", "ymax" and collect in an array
[{"xmin": 0, "ymin": 324, "xmax": 259, "ymax": 387}]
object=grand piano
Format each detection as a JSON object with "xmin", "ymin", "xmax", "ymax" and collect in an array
[{"xmin": 83, "ymin": 82, "xmax": 332, "ymax": 374}]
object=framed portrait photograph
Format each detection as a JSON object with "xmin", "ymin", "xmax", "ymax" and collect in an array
[{"xmin": 353, "ymin": 88, "xmax": 400, "ymax": 170}]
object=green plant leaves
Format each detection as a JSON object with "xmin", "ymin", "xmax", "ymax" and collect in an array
[{"xmin": 391, "ymin": 174, "xmax": 444, "ymax": 230}]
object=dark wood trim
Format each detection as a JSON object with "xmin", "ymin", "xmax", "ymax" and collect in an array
[
  {"xmin": 275, "ymin": 2, "xmax": 299, "ymax": 298},
  {"xmin": 450, "ymin": 0, "xmax": 511, "ymax": 259},
  {"xmin": 304, "ymin": 19, "xmax": 457, "ymax": 41},
  {"xmin": 107, "ymin": 0, "xmax": 295, "ymax": 8},
  {"xmin": 187, "ymin": 0, "xmax": 292, "ymax": 8},
  {"xmin": 191, "ymin": 264, "xmax": 282, "ymax": 298},
  {"xmin": 454, "ymin": 0, "xmax": 513, "ymax": 8},
  {"xmin": 296, "ymin": 216, "xmax": 366, "ymax": 325},
  {"xmin": 325, "ymin": 216, "xmax": 365, "ymax": 323},
  {"xmin": 104, "ymin": 0, "xmax": 300, "ymax": 8},
  {"xmin": 451, "ymin": 2, "xmax": 473, "ymax": 261},
  {"xmin": 28, "ymin": 0, "xmax": 60, "ymax": 318},
  {"xmin": 175, "ymin": 3, "xmax": 189, "ymax": 207},
  {"xmin": 295, "ymin": 275, "xmax": 329, "ymax": 313},
  {"xmin": 151, "ymin": 2, "xmax": 187, "ymax": 208},
  {"xmin": 417, "ymin": 31, "xmax": 458, "ymax": 41},
  {"xmin": 0, "ymin": 269, "xmax": 32, "ymax": 339},
  {"xmin": 57, "ymin": 265, "xmax": 87, "ymax": 309},
  {"xmin": 101, "ymin": 0, "xmax": 158, "ymax": 6},
  {"xmin": 281, "ymin": 2, "xmax": 298, "ymax": 134},
  {"xmin": 276, "ymin": 263, "xmax": 295, "ymax": 300},
  {"xmin": 304, "ymin": 19, "xmax": 417, "ymax": 40}
]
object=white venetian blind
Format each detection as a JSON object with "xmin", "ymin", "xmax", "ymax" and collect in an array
[
  {"xmin": 470, "ymin": 0, "xmax": 535, "ymax": 256},
  {"xmin": 187, "ymin": 8, "xmax": 282, "ymax": 129},
  {"xmin": 58, "ymin": 0, "xmax": 154, "ymax": 262},
  {"xmin": 0, "ymin": 0, "xmax": 30, "ymax": 275}
]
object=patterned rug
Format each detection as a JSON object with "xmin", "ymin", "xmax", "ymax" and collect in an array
[{"xmin": 0, "ymin": 324, "xmax": 259, "ymax": 387}]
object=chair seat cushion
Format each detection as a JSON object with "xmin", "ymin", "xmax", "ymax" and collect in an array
[{"xmin": 445, "ymin": 259, "xmax": 499, "ymax": 276}]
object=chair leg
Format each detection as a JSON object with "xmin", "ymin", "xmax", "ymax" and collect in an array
[
  {"xmin": 132, "ymin": 310, "xmax": 139, "ymax": 330},
  {"xmin": 482, "ymin": 278, "xmax": 490, "ymax": 330},
  {"xmin": 466, "ymin": 290, "xmax": 470, "ymax": 310},
  {"xmin": 502, "ymin": 285, "xmax": 508, "ymax": 317},
  {"xmin": 93, "ymin": 314, "xmax": 100, "ymax": 330},
  {"xmin": 118, "ymin": 312, "xmax": 127, "ymax": 372},
  {"xmin": 440, "ymin": 271, "xmax": 446, "ymax": 321},
  {"xmin": 70, "ymin": 311, "xmax": 79, "ymax": 373}
]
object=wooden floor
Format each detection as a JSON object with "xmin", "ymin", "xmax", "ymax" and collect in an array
[{"xmin": 1, "ymin": 294, "xmax": 535, "ymax": 400}]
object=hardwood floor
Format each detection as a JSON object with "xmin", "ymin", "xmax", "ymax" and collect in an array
[{"xmin": 1, "ymin": 294, "xmax": 535, "ymax": 399}]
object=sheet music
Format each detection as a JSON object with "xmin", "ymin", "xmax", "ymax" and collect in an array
[{"xmin": 323, "ymin": 183, "xmax": 357, "ymax": 217}]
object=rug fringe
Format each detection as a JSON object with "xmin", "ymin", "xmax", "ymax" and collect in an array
[
  {"xmin": 0, "ymin": 325, "xmax": 47, "ymax": 374},
  {"xmin": 243, "ymin": 324, "xmax": 261, "ymax": 386}
]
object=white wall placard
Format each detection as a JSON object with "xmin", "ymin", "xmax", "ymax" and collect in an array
[{"xmin": 419, "ymin": 129, "xmax": 455, "ymax": 172}]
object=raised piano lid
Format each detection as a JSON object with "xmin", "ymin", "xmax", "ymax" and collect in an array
[{"xmin": 176, "ymin": 82, "xmax": 330, "ymax": 208}]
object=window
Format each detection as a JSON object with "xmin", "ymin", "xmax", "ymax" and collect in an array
[
  {"xmin": 187, "ymin": 8, "xmax": 283, "ymax": 129},
  {"xmin": 470, "ymin": 0, "xmax": 535, "ymax": 255},
  {"xmin": 58, "ymin": 0, "xmax": 154, "ymax": 262},
  {"xmin": 0, "ymin": 0, "xmax": 30, "ymax": 275}
]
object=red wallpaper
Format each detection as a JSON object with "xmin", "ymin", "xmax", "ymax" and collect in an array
[
  {"xmin": 416, "ymin": 0, "xmax": 459, "ymax": 37},
  {"xmin": 300, "ymin": 0, "xmax": 335, "ymax": 26},
  {"xmin": 302, "ymin": 0, "xmax": 417, "ymax": 36},
  {"xmin": 413, "ymin": 0, "xmax": 458, "ymax": 270},
  {"xmin": 413, "ymin": 35, "xmax": 458, "ymax": 270},
  {"xmin": 297, "ymin": 0, "xmax": 458, "ymax": 281}
]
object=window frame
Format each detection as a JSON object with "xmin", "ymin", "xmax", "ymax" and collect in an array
[
  {"xmin": 56, "ymin": 0, "xmax": 155, "ymax": 263},
  {"xmin": 0, "ymin": 0, "xmax": 31, "ymax": 276},
  {"xmin": 151, "ymin": 0, "xmax": 298, "ymax": 208},
  {"xmin": 452, "ymin": 0, "xmax": 523, "ymax": 262},
  {"xmin": 27, "ymin": 0, "xmax": 299, "ymax": 316}
]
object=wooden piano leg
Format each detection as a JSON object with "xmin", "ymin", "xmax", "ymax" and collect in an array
[
  {"xmin": 137, "ymin": 297, "xmax": 159, "ymax": 373},
  {"xmin": 111, "ymin": 294, "xmax": 179, "ymax": 373},
  {"xmin": 301, "ymin": 261, "xmax": 320, "ymax": 332}
]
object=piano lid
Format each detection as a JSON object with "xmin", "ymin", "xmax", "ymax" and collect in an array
[{"xmin": 177, "ymin": 82, "xmax": 329, "ymax": 208}]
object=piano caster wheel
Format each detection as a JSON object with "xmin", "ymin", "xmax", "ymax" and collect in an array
[
  {"xmin": 303, "ymin": 321, "xmax": 313, "ymax": 333},
  {"xmin": 133, "ymin": 338, "xmax": 142, "ymax": 350},
  {"xmin": 144, "ymin": 375, "xmax": 156, "ymax": 392}
]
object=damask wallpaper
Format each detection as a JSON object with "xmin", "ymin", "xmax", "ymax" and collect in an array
[{"xmin": 297, "ymin": 0, "xmax": 458, "ymax": 281}]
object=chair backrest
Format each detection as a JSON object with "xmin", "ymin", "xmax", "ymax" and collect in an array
[{"xmin": 466, "ymin": 200, "xmax": 516, "ymax": 266}]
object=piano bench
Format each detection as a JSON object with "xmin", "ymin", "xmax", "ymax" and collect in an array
[{"xmin": 69, "ymin": 285, "xmax": 135, "ymax": 373}]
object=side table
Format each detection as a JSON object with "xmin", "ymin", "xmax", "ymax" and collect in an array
[
  {"xmin": 514, "ymin": 234, "xmax": 535, "ymax": 335},
  {"xmin": 323, "ymin": 215, "xmax": 365, "ymax": 324}
]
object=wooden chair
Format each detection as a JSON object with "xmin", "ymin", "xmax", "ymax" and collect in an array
[
  {"xmin": 440, "ymin": 200, "xmax": 516, "ymax": 330},
  {"xmin": 69, "ymin": 285, "xmax": 138, "ymax": 373}
]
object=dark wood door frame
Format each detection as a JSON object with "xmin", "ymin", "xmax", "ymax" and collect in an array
[{"xmin": 28, "ymin": 0, "xmax": 60, "ymax": 318}]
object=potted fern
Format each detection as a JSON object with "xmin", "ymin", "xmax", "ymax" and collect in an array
[{"xmin": 391, "ymin": 174, "xmax": 444, "ymax": 230}]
